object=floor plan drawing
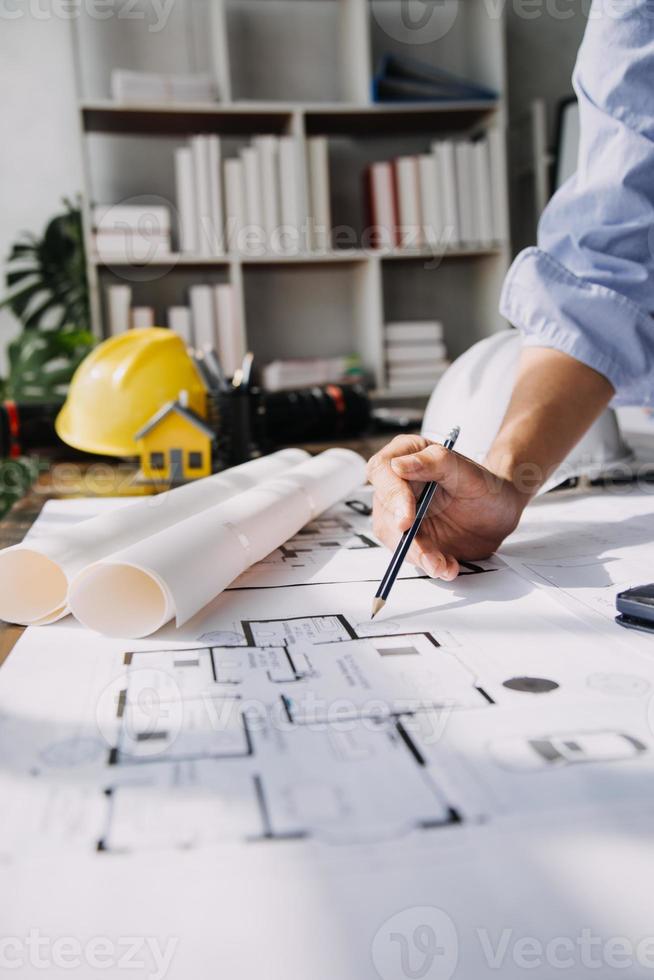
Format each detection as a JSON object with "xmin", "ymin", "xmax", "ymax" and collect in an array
[
  {"xmin": 6, "ymin": 490, "xmax": 654, "ymax": 980},
  {"xmin": 102, "ymin": 712, "xmax": 460, "ymax": 853},
  {"xmin": 500, "ymin": 488, "xmax": 654, "ymax": 631},
  {"xmin": 92, "ymin": 627, "xmax": 489, "ymax": 852},
  {"xmin": 274, "ymin": 514, "xmax": 380, "ymax": 560},
  {"xmin": 241, "ymin": 614, "xmax": 357, "ymax": 647},
  {"xmin": 230, "ymin": 499, "xmax": 423, "ymax": 589}
]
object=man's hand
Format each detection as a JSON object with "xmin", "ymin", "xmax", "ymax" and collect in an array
[
  {"xmin": 367, "ymin": 434, "xmax": 527, "ymax": 581},
  {"xmin": 368, "ymin": 346, "xmax": 615, "ymax": 581}
]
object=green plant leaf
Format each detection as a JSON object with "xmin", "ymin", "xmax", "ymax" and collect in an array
[
  {"xmin": 5, "ymin": 329, "xmax": 95, "ymax": 404},
  {"xmin": 0, "ymin": 201, "xmax": 93, "ymax": 402},
  {"xmin": 0, "ymin": 457, "xmax": 40, "ymax": 520},
  {"xmin": 2, "ymin": 200, "xmax": 90, "ymax": 334},
  {"xmin": 0, "ymin": 281, "xmax": 44, "ymax": 316}
]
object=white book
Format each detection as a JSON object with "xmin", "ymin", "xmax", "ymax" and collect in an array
[
  {"xmin": 369, "ymin": 162, "xmax": 397, "ymax": 251},
  {"xmin": 213, "ymin": 284, "xmax": 245, "ymax": 378},
  {"xmin": 388, "ymin": 364, "xmax": 447, "ymax": 384},
  {"xmin": 388, "ymin": 376, "xmax": 442, "ymax": 385},
  {"xmin": 223, "ymin": 158, "xmax": 247, "ymax": 254},
  {"xmin": 278, "ymin": 136, "xmax": 304, "ymax": 254},
  {"xmin": 111, "ymin": 69, "xmax": 170, "ymax": 104},
  {"xmin": 191, "ymin": 135, "xmax": 213, "ymax": 256},
  {"xmin": 111, "ymin": 69, "xmax": 215, "ymax": 105},
  {"xmin": 131, "ymin": 306, "xmax": 155, "ymax": 329},
  {"xmin": 488, "ymin": 127, "xmax": 509, "ymax": 242},
  {"xmin": 174, "ymin": 146, "xmax": 197, "ymax": 254},
  {"xmin": 307, "ymin": 137, "xmax": 331, "ymax": 252},
  {"xmin": 433, "ymin": 141, "xmax": 460, "ymax": 247},
  {"xmin": 262, "ymin": 356, "xmax": 356, "ymax": 392},
  {"xmin": 206, "ymin": 135, "xmax": 225, "ymax": 255},
  {"xmin": 168, "ymin": 306, "xmax": 193, "ymax": 346},
  {"xmin": 93, "ymin": 231, "xmax": 171, "ymax": 262},
  {"xmin": 395, "ymin": 156, "xmax": 423, "ymax": 248},
  {"xmin": 253, "ymin": 136, "xmax": 280, "ymax": 251},
  {"xmin": 389, "ymin": 363, "xmax": 449, "ymax": 380},
  {"xmin": 169, "ymin": 73, "xmax": 216, "ymax": 103},
  {"xmin": 106, "ymin": 284, "xmax": 131, "ymax": 336},
  {"xmin": 473, "ymin": 138, "xmax": 494, "ymax": 247},
  {"xmin": 294, "ymin": 137, "xmax": 310, "ymax": 251},
  {"xmin": 241, "ymin": 146, "xmax": 265, "ymax": 253},
  {"xmin": 93, "ymin": 205, "xmax": 170, "ymax": 235},
  {"xmin": 189, "ymin": 285, "xmax": 216, "ymax": 352},
  {"xmin": 389, "ymin": 354, "xmax": 449, "ymax": 371},
  {"xmin": 386, "ymin": 341, "xmax": 448, "ymax": 364},
  {"xmin": 385, "ymin": 321, "xmax": 444, "ymax": 343},
  {"xmin": 455, "ymin": 141, "xmax": 476, "ymax": 245},
  {"xmin": 387, "ymin": 383, "xmax": 434, "ymax": 393},
  {"xmin": 417, "ymin": 155, "xmax": 443, "ymax": 248},
  {"xmin": 168, "ymin": 73, "xmax": 216, "ymax": 103},
  {"xmin": 387, "ymin": 372, "xmax": 445, "ymax": 392}
]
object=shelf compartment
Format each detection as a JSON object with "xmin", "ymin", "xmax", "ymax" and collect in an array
[
  {"xmin": 331, "ymin": 133, "xmax": 488, "ymax": 249},
  {"xmin": 80, "ymin": 100, "xmax": 497, "ymax": 138},
  {"xmin": 81, "ymin": 103, "xmax": 293, "ymax": 137},
  {"xmin": 379, "ymin": 245, "xmax": 504, "ymax": 261},
  {"xmin": 226, "ymin": 0, "xmax": 361, "ymax": 103},
  {"xmin": 89, "ymin": 245, "xmax": 504, "ymax": 269},
  {"xmin": 97, "ymin": 264, "xmax": 233, "ymax": 333},
  {"xmin": 381, "ymin": 254, "xmax": 506, "ymax": 367},
  {"xmin": 368, "ymin": 0, "xmax": 506, "ymax": 97},
  {"xmin": 304, "ymin": 101, "xmax": 497, "ymax": 137},
  {"xmin": 242, "ymin": 261, "xmax": 382, "ymax": 382},
  {"xmin": 73, "ymin": 0, "xmax": 228, "ymax": 103}
]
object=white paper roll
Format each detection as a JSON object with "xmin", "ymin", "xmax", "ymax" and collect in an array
[
  {"xmin": 69, "ymin": 448, "xmax": 366, "ymax": 639},
  {"xmin": 0, "ymin": 449, "xmax": 309, "ymax": 627}
]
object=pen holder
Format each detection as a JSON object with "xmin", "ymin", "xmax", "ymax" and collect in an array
[{"xmin": 214, "ymin": 388, "xmax": 260, "ymax": 469}]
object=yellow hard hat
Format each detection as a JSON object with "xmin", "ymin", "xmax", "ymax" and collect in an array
[{"xmin": 56, "ymin": 327, "xmax": 207, "ymax": 456}]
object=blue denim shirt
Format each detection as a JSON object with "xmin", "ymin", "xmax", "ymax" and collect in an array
[{"xmin": 500, "ymin": 0, "xmax": 654, "ymax": 405}]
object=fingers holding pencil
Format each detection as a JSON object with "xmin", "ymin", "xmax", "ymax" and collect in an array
[
  {"xmin": 370, "ymin": 428, "xmax": 461, "ymax": 618},
  {"xmin": 372, "ymin": 502, "xmax": 459, "ymax": 580},
  {"xmin": 369, "ymin": 426, "xmax": 531, "ymax": 616}
]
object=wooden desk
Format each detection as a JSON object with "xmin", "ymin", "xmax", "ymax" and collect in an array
[
  {"xmin": 0, "ymin": 471, "xmax": 60, "ymax": 667},
  {"xmin": 0, "ymin": 485, "xmax": 48, "ymax": 666}
]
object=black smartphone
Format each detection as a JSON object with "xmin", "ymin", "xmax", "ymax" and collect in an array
[{"xmin": 616, "ymin": 583, "xmax": 654, "ymax": 634}]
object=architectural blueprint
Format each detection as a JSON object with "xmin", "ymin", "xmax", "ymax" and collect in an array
[
  {"xmin": 500, "ymin": 486, "xmax": 654, "ymax": 637},
  {"xmin": 4, "ymin": 488, "xmax": 654, "ymax": 978}
]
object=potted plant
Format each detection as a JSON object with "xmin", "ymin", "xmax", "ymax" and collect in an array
[{"xmin": 0, "ymin": 199, "xmax": 95, "ymax": 515}]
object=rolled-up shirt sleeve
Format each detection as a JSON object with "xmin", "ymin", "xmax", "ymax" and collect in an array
[{"xmin": 500, "ymin": 0, "xmax": 654, "ymax": 405}]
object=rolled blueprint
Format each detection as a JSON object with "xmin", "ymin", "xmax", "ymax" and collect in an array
[
  {"xmin": 0, "ymin": 449, "xmax": 309, "ymax": 627},
  {"xmin": 69, "ymin": 449, "xmax": 366, "ymax": 638}
]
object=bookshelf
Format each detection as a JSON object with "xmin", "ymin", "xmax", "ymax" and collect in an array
[{"xmin": 71, "ymin": 0, "xmax": 511, "ymax": 403}]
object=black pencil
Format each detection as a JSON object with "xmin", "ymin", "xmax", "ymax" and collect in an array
[{"xmin": 370, "ymin": 426, "xmax": 460, "ymax": 619}]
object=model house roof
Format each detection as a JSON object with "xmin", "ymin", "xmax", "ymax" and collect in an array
[{"xmin": 134, "ymin": 400, "xmax": 215, "ymax": 440}]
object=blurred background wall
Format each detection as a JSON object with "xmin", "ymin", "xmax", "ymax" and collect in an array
[
  {"xmin": 0, "ymin": 18, "xmax": 81, "ymax": 371},
  {"xmin": 506, "ymin": 0, "xmax": 587, "ymax": 254}
]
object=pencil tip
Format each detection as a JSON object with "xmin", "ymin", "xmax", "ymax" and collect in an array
[{"xmin": 370, "ymin": 597, "xmax": 386, "ymax": 620}]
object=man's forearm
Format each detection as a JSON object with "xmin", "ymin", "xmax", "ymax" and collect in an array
[{"xmin": 484, "ymin": 346, "xmax": 615, "ymax": 497}]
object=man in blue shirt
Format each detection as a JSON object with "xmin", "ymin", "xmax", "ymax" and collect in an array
[{"xmin": 369, "ymin": 0, "xmax": 653, "ymax": 579}]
